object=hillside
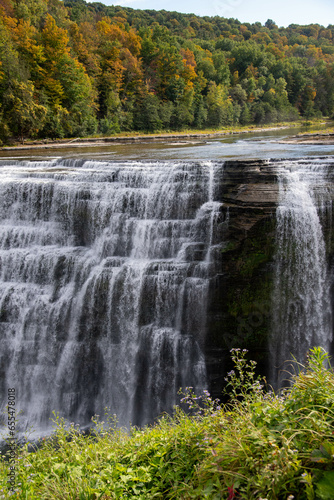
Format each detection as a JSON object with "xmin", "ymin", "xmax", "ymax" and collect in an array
[{"xmin": 1, "ymin": 0, "xmax": 334, "ymax": 142}]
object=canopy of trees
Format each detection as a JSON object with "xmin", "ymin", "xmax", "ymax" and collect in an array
[{"xmin": 1, "ymin": 1, "xmax": 334, "ymax": 142}]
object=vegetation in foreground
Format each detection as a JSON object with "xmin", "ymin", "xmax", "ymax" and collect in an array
[{"xmin": 1, "ymin": 347, "xmax": 334, "ymax": 499}]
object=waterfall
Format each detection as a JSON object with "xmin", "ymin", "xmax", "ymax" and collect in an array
[
  {"xmin": 271, "ymin": 159, "xmax": 333, "ymax": 387},
  {"xmin": 0, "ymin": 159, "xmax": 222, "ymax": 434}
]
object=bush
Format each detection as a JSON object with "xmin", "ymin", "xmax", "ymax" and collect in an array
[{"xmin": 1, "ymin": 347, "xmax": 333, "ymax": 499}]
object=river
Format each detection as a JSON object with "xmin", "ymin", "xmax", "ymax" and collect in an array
[{"xmin": 1, "ymin": 125, "xmax": 334, "ymax": 162}]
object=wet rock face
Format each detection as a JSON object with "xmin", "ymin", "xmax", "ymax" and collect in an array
[
  {"xmin": 219, "ymin": 160, "xmax": 279, "ymax": 207},
  {"xmin": 206, "ymin": 160, "xmax": 279, "ymax": 398}
]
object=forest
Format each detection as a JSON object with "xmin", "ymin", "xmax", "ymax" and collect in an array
[{"xmin": 1, "ymin": 0, "xmax": 334, "ymax": 142}]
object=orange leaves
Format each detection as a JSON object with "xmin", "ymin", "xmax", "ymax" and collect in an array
[
  {"xmin": 96, "ymin": 15, "xmax": 143, "ymax": 95},
  {"xmin": 0, "ymin": 0, "xmax": 14, "ymax": 17},
  {"xmin": 121, "ymin": 48, "xmax": 143, "ymax": 81},
  {"xmin": 307, "ymin": 85, "xmax": 317, "ymax": 101},
  {"xmin": 180, "ymin": 48, "xmax": 197, "ymax": 85},
  {"xmin": 7, "ymin": 18, "xmax": 46, "ymax": 71},
  {"xmin": 97, "ymin": 16, "xmax": 141, "ymax": 57},
  {"xmin": 9, "ymin": 18, "xmax": 36, "ymax": 46},
  {"xmin": 3, "ymin": 14, "xmax": 67, "ymax": 79},
  {"xmin": 244, "ymin": 63, "xmax": 258, "ymax": 79},
  {"xmin": 180, "ymin": 48, "xmax": 196, "ymax": 68},
  {"xmin": 123, "ymin": 30, "xmax": 141, "ymax": 58},
  {"xmin": 266, "ymin": 43, "xmax": 284, "ymax": 60}
]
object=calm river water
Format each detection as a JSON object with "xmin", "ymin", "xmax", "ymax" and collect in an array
[{"xmin": 1, "ymin": 126, "xmax": 334, "ymax": 161}]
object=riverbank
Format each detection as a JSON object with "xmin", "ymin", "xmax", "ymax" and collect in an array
[
  {"xmin": 1, "ymin": 120, "xmax": 328, "ymax": 151},
  {"xmin": 280, "ymin": 132, "xmax": 334, "ymax": 144}
]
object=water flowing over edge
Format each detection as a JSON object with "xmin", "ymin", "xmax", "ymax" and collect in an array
[
  {"xmin": 270, "ymin": 159, "xmax": 334, "ymax": 388},
  {"xmin": 0, "ymin": 159, "xmax": 224, "ymax": 437}
]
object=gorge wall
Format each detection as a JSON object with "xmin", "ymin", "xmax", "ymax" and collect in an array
[
  {"xmin": 0, "ymin": 157, "xmax": 333, "ymax": 435},
  {"xmin": 206, "ymin": 159, "xmax": 279, "ymax": 397},
  {"xmin": 207, "ymin": 158, "xmax": 334, "ymax": 397}
]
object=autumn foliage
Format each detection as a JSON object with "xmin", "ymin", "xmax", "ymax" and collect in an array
[{"xmin": 1, "ymin": 0, "xmax": 334, "ymax": 142}]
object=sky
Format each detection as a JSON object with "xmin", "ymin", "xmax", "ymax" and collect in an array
[{"xmin": 100, "ymin": 0, "xmax": 334, "ymax": 28}]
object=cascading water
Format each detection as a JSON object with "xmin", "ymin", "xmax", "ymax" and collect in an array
[
  {"xmin": 0, "ymin": 159, "xmax": 222, "ymax": 434},
  {"xmin": 270, "ymin": 159, "xmax": 333, "ymax": 387}
]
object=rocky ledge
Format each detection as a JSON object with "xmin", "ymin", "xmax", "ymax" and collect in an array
[{"xmin": 279, "ymin": 132, "xmax": 334, "ymax": 144}]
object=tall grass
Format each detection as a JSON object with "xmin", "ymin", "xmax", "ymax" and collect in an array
[{"xmin": 1, "ymin": 347, "xmax": 334, "ymax": 499}]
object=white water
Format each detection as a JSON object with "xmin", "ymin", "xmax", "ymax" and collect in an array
[
  {"xmin": 0, "ymin": 159, "xmax": 222, "ymax": 434},
  {"xmin": 271, "ymin": 160, "xmax": 333, "ymax": 387}
]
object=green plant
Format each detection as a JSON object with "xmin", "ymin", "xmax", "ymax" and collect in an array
[
  {"xmin": 223, "ymin": 347, "xmax": 265, "ymax": 401},
  {"xmin": 1, "ymin": 347, "xmax": 333, "ymax": 499}
]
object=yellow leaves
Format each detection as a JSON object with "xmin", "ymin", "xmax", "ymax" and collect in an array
[
  {"xmin": 185, "ymin": 26, "xmax": 195, "ymax": 37},
  {"xmin": 271, "ymin": 33, "xmax": 286, "ymax": 48},
  {"xmin": 182, "ymin": 65, "xmax": 197, "ymax": 84},
  {"xmin": 2, "ymin": 14, "xmax": 16, "ymax": 31},
  {"xmin": 42, "ymin": 14, "xmax": 70, "ymax": 60},
  {"xmin": 319, "ymin": 29, "xmax": 332, "ymax": 41},
  {"xmin": 297, "ymin": 34, "xmax": 308, "ymax": 45},
  {"xmin": 252, "ymin": 32, "xmax": 272, "ymax": 45},
  {"xmin": 5, "ymin": 79, "xmax": 48, "ymax": 136},
  {"xmin": 79, "ymin": 21, "xmax": 100, "ymax": 51},
  {"xmin": 101, "ymin": 61, "xmax": 125, "ymax": 93},
  {"xmin": 180, "ymin": 49, "xmax": 197, "ymax": 85},
  {"xmin": 7, "ymin": 18, "xmax": 46, "ymax": 68},
  {"xmin": 112, "ymin": 16, "xmax": 128, "ymax": 26},
  {"xmin": 125, "ymin": 30, "xmax": 141, "ymax": 57},
  {"xmin": 121, "ymin": 48, "xmax": 143, "ymax": 81},
  {"xmin": 206, "ymin": 81, "xmax": 230, "ymax": 108},
  {"xmin": 97, "ymin": 17, "xmax": 114, "ymax": 37},
  {"xmin": 181, "ymin": 48, "xmax": 196, "ymax": 68},
  {"xmin": 43, "ymin": 76, "xmax": 65, "ymax": 106},
  {"xmin": 266, "ymin": 43, "xmax": 284, "ymax": 60},
  {"xmin": 245, "ymin": 63, "xmax": 258, "ymax": 79},
  {"xmin": 69, "ymin": 22, "xmax": 101, "ymax": 77},
  {"xmin": 97, "ymin": 17, "xmax": 141, "ymax": 57},
  {"xmin": 306, "ymin": 44, "xmax": 323, "ymax": 64},
  {"xmin": 96, "ymin": 15, "xmax": 142, "ymax": 96},
  {"xmin": 232, "ymin": 70, "xmax": 239, "ymax": 85}
]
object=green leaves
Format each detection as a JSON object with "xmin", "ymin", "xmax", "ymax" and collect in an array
[
  {"xmin": 3, "ymin": 79, "xmax": 47, "ymax": 139},
  {"xmin": 1, "ymin": 349, "xmax": 334, "ymax": 499},
  {"xmin": 316, "ymin": 471, "xmax": 334, "ymax": 500}
]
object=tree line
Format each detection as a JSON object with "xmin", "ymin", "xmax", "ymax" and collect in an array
[{"xmin": 1, "ymin": 0, "xmax": 334, "ymax": 142}]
